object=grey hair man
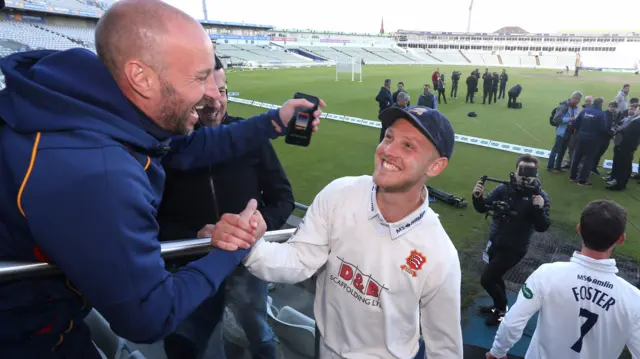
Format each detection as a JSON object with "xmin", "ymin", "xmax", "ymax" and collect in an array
[
  {"xmin": 615, "ymin": 84, "xmax": 631, "ymax": 114},
  {"xmin": 395, "ymin": 92, "xmax": 410, "ymax": 109}
]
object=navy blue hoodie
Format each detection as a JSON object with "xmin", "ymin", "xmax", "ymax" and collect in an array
[
  {"xmin": 575, "ymin": 104, "xmax": 609, "ymax": 141},
  {"xmin": 0, "ymin": 49, "xmax": 284, "ymax": 358}
]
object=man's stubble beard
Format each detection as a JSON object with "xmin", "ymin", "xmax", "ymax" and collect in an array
[{"xmin": 158, "ymin": 78, "xmax": 193, "ymax": 136}]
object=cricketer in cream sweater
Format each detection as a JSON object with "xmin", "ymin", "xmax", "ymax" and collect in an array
[
  {"xmin": 487, "ymin": 200, "xmax": 640, "ymax": 359},
  {"xmin": 214, "ymin": 106, "xmax": 464, "ymax": 358}
]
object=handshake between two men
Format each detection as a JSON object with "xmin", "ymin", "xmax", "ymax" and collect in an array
[{"xmin": 197, "ymin": 199, "xmax": 266, "ymax": 251}]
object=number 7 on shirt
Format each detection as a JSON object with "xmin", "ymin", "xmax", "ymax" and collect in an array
[{"xmin": 571, "ymin": 308, "xmax": 599, "ymax": 353}]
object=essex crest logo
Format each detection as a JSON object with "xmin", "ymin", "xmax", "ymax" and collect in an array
[{"xmin": 401, "ymin": 249, "xmax": 426, "ymax": 277}]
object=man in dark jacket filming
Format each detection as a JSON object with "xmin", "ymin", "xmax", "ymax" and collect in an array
[
  {"xmin": 471, "ymin": 154, "xmax": 551, "ymax": 327},
  {"xmin": 569, "ymin": 97, "xmax": 609, "ymax": 187}
]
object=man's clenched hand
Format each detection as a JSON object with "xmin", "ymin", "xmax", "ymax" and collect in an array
[{"xmin": 211, "ymin": 199, "xmax": 266, "ymax": 251}]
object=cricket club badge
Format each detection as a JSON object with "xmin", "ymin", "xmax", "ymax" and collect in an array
[{"xmin": 401, "ymin": 249, "xmax": 426, "ymax": 277}]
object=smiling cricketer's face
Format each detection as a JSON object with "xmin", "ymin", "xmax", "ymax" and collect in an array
[{"xmin": 373, "ymin": 119, "xmax": 448, "ymax": 192}]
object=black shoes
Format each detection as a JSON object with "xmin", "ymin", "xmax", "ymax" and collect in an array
[
  {"xmin": 479, "ymin": 305, "xmax": 495, "ymax": 315},
  {"xmin": 479, "ymin": 305, "xmax": 508, "ymax": 327},
  {"xmin": 486, "ymin": 309, "xmax": 506, "ymax": 327}
]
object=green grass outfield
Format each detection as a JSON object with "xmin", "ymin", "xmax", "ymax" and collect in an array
[{"xmin": 226, "ymin": 64, "xmax": 640, "ymax": 268}]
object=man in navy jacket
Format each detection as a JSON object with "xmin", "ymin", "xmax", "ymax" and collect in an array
[
  {"xmin": 377, "ymin": 79, "xmax": 393, "ymax": 142},
  {"xmin": 158, "ymin": 60, "xmax": 294, "ymax": 359},
  {"xmin": 570, "ymin": 97, "xmax": 609, "ymax": 186},
  {"xmin": 0, "ymin": 1, "xmax": 322, "ymax": 359}
]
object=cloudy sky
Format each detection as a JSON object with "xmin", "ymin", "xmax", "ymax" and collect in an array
[{"xmin": 157, "ymin": 0, "xmax": 640, "ymax": 34}]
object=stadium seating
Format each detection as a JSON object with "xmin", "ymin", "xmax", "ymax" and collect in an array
[
  {"xmin": 1, "ymin": 2, "xmax": 639, "ymax": 74},
  {"xmin": 0, "ymin": 20, "xmax": 81, "ymax": 50}
]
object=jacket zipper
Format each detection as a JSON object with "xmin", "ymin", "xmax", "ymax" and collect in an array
[{"xmin": 208, "ymin": 165, "xmax": 221, "ymax": 223}]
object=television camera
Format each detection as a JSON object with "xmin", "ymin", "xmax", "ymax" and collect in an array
[{"xmin": 475, "ymin": 165, "xmax": 541, "ymax": 219}]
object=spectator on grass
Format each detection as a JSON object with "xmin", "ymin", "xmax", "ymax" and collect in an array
[
  {"xmin": 491, "ymin": 72, "xmax": 499, "ymax": 103},
  {"xmin": 437, "ymin": 75, "xmax": 447, "ymax": 104},
  {"xmin": 615, "ymin": 84, "xmax": 631, "ymax": 114},
  {"xmin": 607, "ymin": 103, "xmax": 640, "ymax": 183},
  {"xmin": 592, "ymin": 101, "xmax": 618, "ymax": 175},
  {"xmin": 482, "ymin": 72, "xmax": 494, "ymax": 105},
  {"xmin": 394, "ymin": 91, "xmax": 410, "ymax": 109},
  {"xmin": 548, "ymin": 91, "xmax": 583, "ymax": 173},
  {"xmin": 377, "ymin": 78, "xmax": 393, "ymax": 142},
  {"xmin": 451, "ymin": 70, "xmax": 461, "ymax": 99},
  {"xmin": 619, "ymin": 97, "xmax": 639, "ymax": 126},
  {"xmin": 392, "ymin": 81, "xmax": 408, "ymax": 105},
  {"xmin": 607, "ymin": 104, "xmax": 640, "ymax": 191},
  {"xmin": 498, "ymin": 69, "xmax": 508, "ymax": 99},
  {"xmin": 158, "ymin": 60, "xmax": 294, "ymax": 359},
  {"xmin": 569, "ymin": 97, "xmax": 609, "ymax": 187},
  {"xmin": 0, "ymin": 1, "xmax": 323, "ymax": 358},
  {"xmin": 418, "ymin": 84, "xmax": 438, "ymax": 110},
  {"xmin": 432, "ymin": 68, "xmax": 440, "ymax": 89},
  {"xmin": 507, "ymin": 84, "xmax": 522, "ymax": 109},
  {"xmin": 563, "ymin": 95, "xmax": 593, "ymax": 169},
  {"xmin": 466, "ymin": 72, "xmax": 478, "ymax": 103}
]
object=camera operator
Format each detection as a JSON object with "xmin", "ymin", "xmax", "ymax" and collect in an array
[{"xmin": 472, "ymin": 154, "xmax": 551, "ymax": 327}]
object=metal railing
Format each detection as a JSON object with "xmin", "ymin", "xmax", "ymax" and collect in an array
[
  {"xmin": 294, "ymin": 202, "xmax": 309, "ymax": 211},
  {"xmin": 0, "ymin": 228, "xmax": 295, "ymax": 284},
  {"xmin": 0, "ymin": 202, "xmax": 309, "ymax": 284}
]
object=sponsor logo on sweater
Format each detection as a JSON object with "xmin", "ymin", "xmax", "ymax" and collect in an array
[
  {"xmin": 330, "ymin": 258, "xmax": 389, "ymax": 308},
  {"xmin": 577, "ymin": 274, "xmax": 614, "ymax": 289},
  {"xmin": 395, "ymin": 210, "xmax": 426, "ymax": 235}
]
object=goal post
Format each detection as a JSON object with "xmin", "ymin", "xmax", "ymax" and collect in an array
[{"xmin": 336, "ymin": 57, "xmax": 363, "ymax": 82}]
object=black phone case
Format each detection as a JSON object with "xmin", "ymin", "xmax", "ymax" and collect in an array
[{"xmin": 285, "ymin": 93, "xmax": 319, "ymax": 147}]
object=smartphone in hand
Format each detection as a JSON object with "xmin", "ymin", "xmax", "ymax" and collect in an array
[{"xmin": 285, "ymin": 92, "xmax": 319, "ymax": 147}]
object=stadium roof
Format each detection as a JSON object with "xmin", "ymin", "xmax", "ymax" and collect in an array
[{"xmin": 1, "ymin": 0, "xmax": 273, "ymax": 29}]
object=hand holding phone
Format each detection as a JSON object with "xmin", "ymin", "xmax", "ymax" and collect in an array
[{"xmin": 285, "ymin": 92, "xmax": 320, "ymax": 147}]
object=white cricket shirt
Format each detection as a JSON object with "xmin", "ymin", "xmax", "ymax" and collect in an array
[
  {"xmin": 244, "ymin": 176, "xmax": 463, "ymax": 359},
  {"xmin": 490, "ymin": 252, "xmax": 640, "ymax": 359}
]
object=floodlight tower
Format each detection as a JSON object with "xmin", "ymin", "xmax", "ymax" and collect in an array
[
  {"xmin": 202, "ymin": 0, "xmax": 208, "ymax": 20},
  {"xmin": 466, "ymin": 0, "xmax": 474, "ymax": 33}
]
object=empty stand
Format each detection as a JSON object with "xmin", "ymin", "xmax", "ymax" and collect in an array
[{"xmin": 0, "ymin": 20, "xmax": 79, "ymax": 50}]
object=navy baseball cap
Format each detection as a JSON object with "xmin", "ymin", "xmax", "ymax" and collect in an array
[{"xmin": 379, "ymin": 106, "xmax": 455, "ymax": 159}]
